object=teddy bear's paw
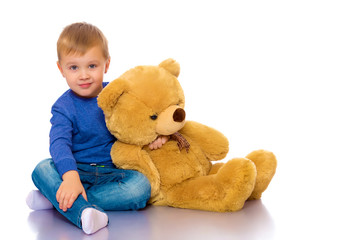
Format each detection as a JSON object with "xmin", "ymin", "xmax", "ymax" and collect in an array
[
  {"xmin": 215, "ymin": 158, "xmax": 257, "ymax": 211},
  {"xmin": 245, "ymin": 150, "xmax": 277, "ymax": 200}
]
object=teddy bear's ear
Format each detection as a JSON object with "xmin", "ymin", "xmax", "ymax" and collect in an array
[
  {"xmin": 98, "ymin": 78, "xmax": 128, "ymax": 116},
  {"xmin": 159, "ymin": 58, "xmax": 180, "ymax": 77}
]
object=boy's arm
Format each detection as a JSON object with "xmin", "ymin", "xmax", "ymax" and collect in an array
[
  {"xmin": 50, "ymin": 105, "xmax": 78, "ymax": 176},
  {"xmin": 50, "ymin": 104, "xmax": 85, "ymax": 211}
]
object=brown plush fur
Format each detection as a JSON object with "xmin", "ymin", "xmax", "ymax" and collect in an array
[{"xmin": 97, "ymin": 59, "xmax": 277, "ymax": 212}]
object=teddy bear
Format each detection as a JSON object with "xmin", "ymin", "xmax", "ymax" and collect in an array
[{"xmin": 97, "ymin": 59, "xmax": 277, "ymax": 212}]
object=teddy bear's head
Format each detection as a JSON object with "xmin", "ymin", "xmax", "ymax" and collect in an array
[{"xmin": 98, "ymin": 59, "xmax": 186, "ymax": 146}]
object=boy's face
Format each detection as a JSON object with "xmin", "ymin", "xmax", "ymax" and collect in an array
[{"xmin": 57, "ymin": 46, "xmax": 110, "ymax": 98}]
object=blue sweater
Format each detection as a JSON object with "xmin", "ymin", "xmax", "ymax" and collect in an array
[{"xmin": 50, "ymin": 82, "xmax": 116, "ymax": 176}]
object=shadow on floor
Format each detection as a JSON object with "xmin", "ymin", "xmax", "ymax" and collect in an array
[{"xmin": 28, "ymin": 200, "xmax": 275, "ymax": 240}]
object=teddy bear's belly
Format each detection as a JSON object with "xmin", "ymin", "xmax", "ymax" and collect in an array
[{"xmin": 148, "ymin": 141, "xmax": 211, "ymax": 189}]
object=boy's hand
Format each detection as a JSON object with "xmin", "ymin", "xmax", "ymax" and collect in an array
[
  {"xmin": 148, "ymin": 135, "xmax": 170, "ymax": 150},
  {"xmin": 56, "ymin": 170, "xmax": 87, "ymax": 212}
]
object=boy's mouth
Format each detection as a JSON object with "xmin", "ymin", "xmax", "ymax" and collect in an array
[{"xmin": 79, "ymin": 83, "xmax": 92, "ymax": 89}]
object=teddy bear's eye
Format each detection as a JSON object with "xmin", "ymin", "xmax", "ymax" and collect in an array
[{"xmin": 150, "ymin": 114, "xmax": 158, "ymax": 120}]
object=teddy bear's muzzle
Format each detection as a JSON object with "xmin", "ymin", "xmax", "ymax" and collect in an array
[{"xmin": 156, "ymin": 106, "xmax": 186, "ymax": 136}]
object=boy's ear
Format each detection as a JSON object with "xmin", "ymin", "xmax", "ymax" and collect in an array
[
  {"xmin": 104, "ymin": 57, "xmax": 111, "ymax": 74},
  {"xmin": 57, "ymin": 61, "xmax": 65, "ymax": 77},
  {"xmin": 98, "ymin": 78, "xmax": 128, "ymax": 117}
]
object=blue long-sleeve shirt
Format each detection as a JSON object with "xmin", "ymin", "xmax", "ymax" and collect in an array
[{"xmin": 49, "ymin": 82, "xmax": 116, "ymax": 176}]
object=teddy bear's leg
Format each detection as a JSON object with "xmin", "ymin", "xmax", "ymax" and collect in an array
[
  {"xmin": 208, "ymin": 163, "xmax": 224, "ymax": 175},
  {"xmin": 245, "ymin": 150, "xmax": 277, "ymax": 200},
  {"xmin": 166, "ymin": 158, "xmax": 256, "ymax": 212}
]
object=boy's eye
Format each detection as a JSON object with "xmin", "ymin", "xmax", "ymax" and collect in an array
[
  {"xmin": 69, "ymin": 65, "xmax": 78, "ymax": 71},
  {"xmin": 89, "ymin": 64, "xmax": 96, "ymax": 69}
]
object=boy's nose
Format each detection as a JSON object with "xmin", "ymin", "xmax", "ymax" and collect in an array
[{"xmin": 79, "ymin": 70, "xmax": 90, "ymax": 79}]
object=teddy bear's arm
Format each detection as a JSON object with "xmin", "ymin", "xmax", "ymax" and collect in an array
[
  {"xmin": 110, "ymin": 141, "xmax": 160, "ymax": 197},
  {"xmin": 179, "ymin": 121, "xmax": 229, "ymax": 161}
]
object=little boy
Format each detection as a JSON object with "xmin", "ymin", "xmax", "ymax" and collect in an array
[{"xmin": 27, "ymin": 22, "xmax": 167, "ymax": 235}]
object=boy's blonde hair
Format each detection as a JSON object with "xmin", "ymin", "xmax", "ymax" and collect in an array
[{"xmin": 57, "ymin": 22, "xmax": 109, "ymax": 61}]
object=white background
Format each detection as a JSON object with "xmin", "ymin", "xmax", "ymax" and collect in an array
[{"xmin": 1, "ymin": 0, "xmax": 360, "ymax": 239}]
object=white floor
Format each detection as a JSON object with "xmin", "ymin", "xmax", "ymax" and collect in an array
[
  {"xmin": 25, "ymin": 200, "xmax": 274, "ymax": 240},
  {"xmin": 7, "ymin": 163, "xmax": 360, "ymax": 240}
]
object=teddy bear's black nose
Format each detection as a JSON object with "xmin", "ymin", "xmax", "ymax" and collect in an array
[{"xmin": 173, "ymin": 108, "xmax": 186, "ymax": 122}]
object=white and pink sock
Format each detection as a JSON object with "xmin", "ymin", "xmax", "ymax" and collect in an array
[
  {"xmin": 27, "ymin": 190, "xmax": 108, "ymax": 234},
  {"xmin": 26, "ymin": 190, "xmax": 53, "ymax": 210},
  {"xmin": 81, "ymin": 208, "xmax": 108, "ymax": 235}
]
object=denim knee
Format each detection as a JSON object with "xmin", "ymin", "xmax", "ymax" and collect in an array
[{"xmin": 32, "ymin": 158, "xmax": 59, "ymax": 188}]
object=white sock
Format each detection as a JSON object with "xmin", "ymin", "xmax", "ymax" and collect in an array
[
  {"xmin": 81, "ymin": 208, "xmax": 108, "ymax": 235},
  {"xmin": 26, "ymin": 190, "xmax": 53, "ymax": 210}
]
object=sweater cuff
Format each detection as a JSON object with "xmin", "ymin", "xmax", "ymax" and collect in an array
[{"xmin": 55, "ymin": 158, "xmax": 78, "ymax": 177}]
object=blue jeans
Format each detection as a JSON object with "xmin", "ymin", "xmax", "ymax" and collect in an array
[{"xmin": 31, "ymin": 159, "xmax": 151, "ymax": 228}]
